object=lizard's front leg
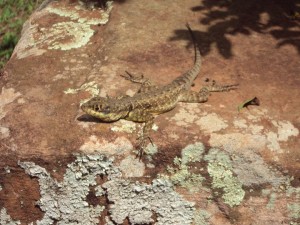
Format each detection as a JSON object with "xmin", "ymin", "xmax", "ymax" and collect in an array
[
  {"xmin": 137, "ymin": 116, "xmax": 154, "ymax": 159},
  {"xmin": 121, "ymin": 71, "xmax": 158, "ymax": 93}
]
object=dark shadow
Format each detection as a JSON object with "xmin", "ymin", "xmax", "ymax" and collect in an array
[
  {"xmin": 77, "ymin": 114, "xmax": 102, "ymax": 123},
  {"xmin": 88, "ymin": 0, "xmax": 127, "ymax": 9},
  {"xmin": 171, "ymin": 0, "xmax": 300, "ymax": 58},
  {"xmin": 77, "ymin": 114, "xmax": 120, "ymax": 124}
]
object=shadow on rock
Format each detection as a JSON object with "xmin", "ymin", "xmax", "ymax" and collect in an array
[{"xmin": 170, "ymin": 0, "xmax": 300, "ymax": 58}]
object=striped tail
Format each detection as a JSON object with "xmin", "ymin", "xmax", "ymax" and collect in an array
[{"xmin": 172, "ymin": 23, "xmax": 202, "ymax": 89}]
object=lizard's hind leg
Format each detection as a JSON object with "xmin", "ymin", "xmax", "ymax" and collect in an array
[
  {"xmin": 179, "ymin": 82, "xmax": 238, "ymax": 103},
  {"xmin": 202, "ymin": 80, "xmax": 238, "ymax": 92},
  {"xmin": 121, "ymin": 71, "xmax": 158, "ymax": 93}
]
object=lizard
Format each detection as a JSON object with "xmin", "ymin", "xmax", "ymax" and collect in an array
[{"xmin": 81, "ymin": 24, "xmax": 238, "ymax": 158}]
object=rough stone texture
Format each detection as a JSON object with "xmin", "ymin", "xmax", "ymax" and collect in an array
[{"xmin": 0, "ymin": 0, "xmax": 300, "ymax": 224}]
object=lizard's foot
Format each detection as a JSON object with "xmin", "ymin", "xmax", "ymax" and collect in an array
[
  {"xmin": 120, "ymin": 71, "xmax": 149, "ymax": 84},
  {"xmin": 136, "ymin": 135, "xmax": 153, "ymax": 160}
]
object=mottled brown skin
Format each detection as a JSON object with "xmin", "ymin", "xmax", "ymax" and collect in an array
[{"xmin": 81, "ymin": 24, "xmax": 237, "ymax": 157}]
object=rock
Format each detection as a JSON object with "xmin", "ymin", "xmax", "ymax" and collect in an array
[{"xmin": 0, "ymin": 0, "xmax": 299, "ymax": 224}]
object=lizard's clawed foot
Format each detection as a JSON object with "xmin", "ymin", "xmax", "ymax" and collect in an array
[
  {"xmin": 135, "ymin": 135, "xmax": 153, "ymax": 160},
  {"xmin": 121, "ymin": 71, "xmax": 148, "ymax": 84}
]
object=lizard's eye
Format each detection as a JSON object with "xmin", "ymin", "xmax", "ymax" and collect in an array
[
  {"xmin": 103, "ymin": 106, "xmax": 110, "ymax": 113},
  {"xmin": 94, "ymin": 105, "xmax": 100, "ymax": 111}
]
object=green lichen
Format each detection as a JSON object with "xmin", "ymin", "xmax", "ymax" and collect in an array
[
  {"xmin": 163, "ymin": 143, "xmax": 205, "ymax": 192},
  {"xmin": 286, "ymin": 186, "xmax": 300, "ymax": 220},
  {"xmin": 144, "ymin": 143, "xmax": 158, "ymax": 156},
  {"xmin": 181, "ymin": 142, "xmax": 205, "ymax": 165},
  {"xmin": 204, "ymin": 148, "xmax": 245, "ymax": 207},
  {"xmin": 194, "ymin": 209, "xmax": 211, "ymax": 225},
  {"xmin": 287, "ymin": 203, "xmax": 300, "ymax": 219},
  {"xmin": 266, "ymin": 192, "xmax": 277, "ymax": 209}
]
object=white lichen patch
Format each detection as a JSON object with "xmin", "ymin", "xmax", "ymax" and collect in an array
[
  {"xmin": 170, "ymin": 104, "xmax": 202, "ymax": 126},
  {"xmin": 233, "ymin": 118, "xmax": 248, "ymax": 129},
  {"xmin": 18, "ymin": 155, "xmax": 116, "ymax": 224},
  {"xmin": 196, "ymin": 113, "xmax": 228, "ymax": 133},
  {"xmin": 42, "ymin": 22, "xmax": 94, "ymax": 50},
  {"xmin": 272, "ymin": 120, "xmax": 299, "ymax": 142},
  {"xmin": 103, "ymin": 178, "xmax": 195, "ymax": 225},
  {"xmin": 111, "ymin": 120, "xmax": 136, "ymax": 133},
  {"xmin": 65, "ymin": 81, "xmax": 100, "ymax": 99},
  {"xmin": 0, "ymin": 87, "xmax": 21, "ymax": 120},
  {"xmin": 232, "ymin": 108, "xmax": 299, "ymax": 153},
  {"xmin": 0, "ymin": 208, "xmax": 21, "ymax": 225},
  {"xmin": 14, "ymin": 13, "xmax": 96, "ymax": 58},
  {"xmin": 12, "ymin": 154, "xmax": 195, "ymax": 225},
  {"xmin": 264, "ymin": 120, "xmax": 299, "ymax": 152},
  {"xmin": 48, "ymin": 1, "xmax": 113, "ymax": 25},
  {"xmin": 204, "ymin": 148, "xmax": 245, "ymax": 207},
  {"xmin": 12, "ymin": 22, "xmax": 46, "ymax": 59},
  {"xmin": 80, "ymin": 136, "xmax": 133, "ymax": 155},
  {"xmin": 248, "ymin": 124, "xmax": 264, "ymax": 134},
  {"xmin": 171, "ymin": 105, "xmax": 228, "ymax": 133},
  {"xmin": 266, "ymin": 132, "xmax": 282, "ymax": 152},
  {"xmin": 209, "ymin": 133, "xmax": 266, "ymax": 153},
  {"xmin": 119, "ymin": 155, "xmax": 145, "ymax": 177},
  {"xmin": 231, "ymin": 151, "xmax": 288, "ymax": 187}
]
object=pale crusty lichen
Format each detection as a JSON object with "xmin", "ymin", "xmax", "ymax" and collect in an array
[
  {"xmin": 119, "ymin": 155, "xmax": 145, "ymax": 177},
  {"xmin": 64, "ymin": 81, "xmax": 100, "ymax": 97},
  {"xmin": 18, "ymin": 155, "xmax": 113, "ymax": 224},
  {"xmin": 204, "ymin": 148, "xmax": 245, "ymax": 207},
  {"xmin": 79, "ymin": 136, "xmax": 133, "ymax": 155},
  {"xmin": 47, "ymin": 1, "xmax": 113, "ymax": 25},
  {"xmin": 110, "ymin": 120, "xmax": 137, "ymax": 134},
  {"xmin": 16, "ymin": 154, "xmax": 195, "ymax": 225},
  {"xmin": 0, "ymin": 208, "xmax": 21, "ymax": 225},
  {"xmin": 44, "ymin": 22, "xmax": 94, "ymax": 50},
  {"xmin": 195, "ymin": 113, "xmax": 228, "ymax": 133},
  {"xmin": 14, "ymin": 1, "xmax": 113, "ymax": 58},
  {"xmin": 103, "ymin": 178, "xmax": 195, "ymax": 225}
]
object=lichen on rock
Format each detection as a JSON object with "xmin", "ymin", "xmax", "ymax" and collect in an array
[
  {"xmin": 0, "ymin": 208, "xmax": 21, "ymax": 225},
  {"xmin": 17, "ymin": 154, "xmax": 195, "ymax": 224},
  {"xmin": 18, "ymin": 155, "xmax": 116, "ymax": 224},
  {"xmin": 103, "ymin": 178, "xmax": 195, "ymax": 225},
  {"xmin": 204, "ymin": 148, "xmax": 245, "ymax": 207}
]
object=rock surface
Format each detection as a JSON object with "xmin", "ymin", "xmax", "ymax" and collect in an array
[{"xmin": 0, "ymin": 0, "xmax": 299, "ymax": 224}]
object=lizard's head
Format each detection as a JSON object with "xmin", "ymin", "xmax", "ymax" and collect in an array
[{"xmin": 81, "ymin": 97, "xmax": 130, "ymax": 121}]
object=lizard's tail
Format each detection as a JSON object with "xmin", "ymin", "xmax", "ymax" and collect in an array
[{"xmin": 172, "ymin": 23, "xmax": 202, "ymax": 89}]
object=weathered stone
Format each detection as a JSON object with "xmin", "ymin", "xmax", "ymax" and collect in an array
[{"xmin": 0, "ymin": 0, "xmax": 299, "ymax": 224}]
